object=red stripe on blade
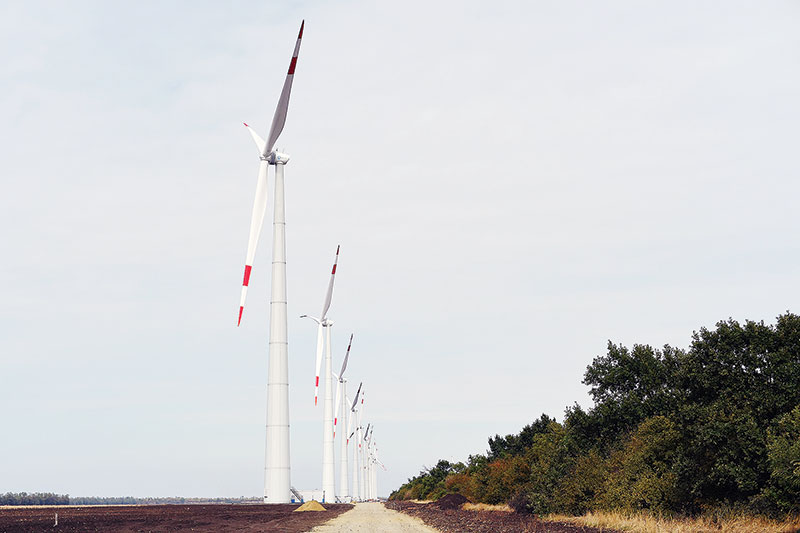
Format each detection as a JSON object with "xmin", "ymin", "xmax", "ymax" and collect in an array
[
  {"xmin": 238, "ymin": 306, "xmax": 243, "ymax": 326},
  {"xmin": 243, "ymin": 265, "xmax": 252, "ymax": 286},
  {"xmin": 315, "ymin": 376, "xmax": 319, "ymax": 387},
  {"xmin": 298, "ymin": 20, "xmax": 304, "ymax": 39},
  {"xmin": 288, "ymin": 57, "xmax": 298, "ymax": 75},
  {"xmin": 331, "ymin": 264, "xmax": 336, "ymax": 274}
]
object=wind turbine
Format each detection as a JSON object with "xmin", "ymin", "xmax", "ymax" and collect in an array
[
  {"xmin": 360, "ymin": 417, "xmax": 369, "ymax": 500},
  {"xmin": 363, "ymin": 423, "xmax": 373, "ymax": 499},
  {"xmin": 371, "ymin": 441, "xmax": 387, "ymax": 500},
  {"xmin": 348, "ymin": 382, "xmax": 362, "ymax": 501},
  {"xmin": 333, "ymin": 334, "xmax": 353, "ymax": 501},
  {"xmin": 301, "ymin": 246, "xmax": 340, "ymax": 502},
  {"xmin": 236, "ymin": 20, "xmax": 304, "ymax": 504}
]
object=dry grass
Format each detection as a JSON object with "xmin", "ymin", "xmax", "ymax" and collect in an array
[
  {"xmin": 545, "ymin": 510, "xmax": 800, "ymax": 533},
  {"xmin": 462, "ymin": 502, "xmax": 513, "ymax": 512}
]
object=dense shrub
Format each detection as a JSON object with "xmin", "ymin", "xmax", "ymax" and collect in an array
[
  {"xmin": 761, "ymin": 405, "xmax": 800, "ymax": 514},
  {"xmin": 600, "ymin": 416, "xmax": 681, "ymax": 512},
  {"xmin": 508, "ymin": 490, "xmax": 533, "ymax": 514}
]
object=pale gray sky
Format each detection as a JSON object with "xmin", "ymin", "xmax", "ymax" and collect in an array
[{"xmin": 2, "ymin": 1, "xmax": 799, "ymax": 497}]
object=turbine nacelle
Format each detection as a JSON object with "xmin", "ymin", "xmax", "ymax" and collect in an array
[
  {"xmin": 263, "ymin": 150, "xmax": 291, "ymax": 165},
  {"xmin": 300, "ymin": 315, "xmax": 333, "ymax": 327}
]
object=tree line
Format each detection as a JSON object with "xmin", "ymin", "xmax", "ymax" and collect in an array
[
  {"xmin": 0, "ymin": 493, "xmax": 258, "ymax": 505},
  {"xmin": 390, "ymin": 313, "xmax": 800, "ymax": 517},
  {"xmin": 0, "ymin": 493, "xmax": 69, "ymax": 505}
]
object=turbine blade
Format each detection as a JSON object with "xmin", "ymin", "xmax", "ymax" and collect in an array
[
  {"xmin": 263, "ymin": 20, "xmax": 304, "ymax": 157},
  {"xmin": 351, "ymin": 382, "xmax": 362, "ymax": 411},
  {"xmin": 333, "ymin": 380, "xmax": 342, "ymax": 436},
  {"xmin": 320, "ymin": 245, "xmax": 340, "ymax": 320},
  {"xmin": 243, "ymin": 123, "xmax": 266, "ymax": 155},
  {"xmin": 339, "ymin": 333, "xmax": 353, "ymax": 377},
  {"xmin": 238, "ymin": 161, "xmax": 269, "ymax": 326},
  {"xmin": 346, "ymin": 399, "xmax": 355, "ymax": 442},
  {"xmin": 314, "ymin": 323, "xmax": 323, "ymax": 406}
]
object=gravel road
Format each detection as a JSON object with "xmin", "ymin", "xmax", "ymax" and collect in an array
[{"xmin": 306, "ymin": 502, "xmax": 440, "ymax": 533}]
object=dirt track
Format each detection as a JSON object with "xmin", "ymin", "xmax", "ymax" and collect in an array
[{"xmin": 308, "ymin": 502, "xmax": 439, "ymax": 532}]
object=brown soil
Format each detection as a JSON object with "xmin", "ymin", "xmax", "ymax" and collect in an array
[
  {"xmin": 0, "ymin": 503, "xmax": 352, "ymax": 533},
  {"xmin": 430, "ymin": 493, "xmax": 470, "ymax": 510},
  {"xmin": 384, "ymin": 501, "xmax": 619, "ymax": 533}
]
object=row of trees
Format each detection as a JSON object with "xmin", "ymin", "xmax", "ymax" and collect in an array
[
  {"xmin": 68, "ymin": 496, "xmax": 258, "ymax": 505},
  {"xmin": 390, "ymin": 313, "xmax": 800, "ymax": 517},
  {"xmin": 0, "ymin": 493, "xmax": 259, "ymax": 506},
  {"xmin": 0, "ymin": 493, "xmax": 69, "ymax": 505}
]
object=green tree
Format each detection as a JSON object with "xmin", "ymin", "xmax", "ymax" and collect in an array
[{"xmin": 761, "ymin": 405, "xmax": 800, "ymax": 513}]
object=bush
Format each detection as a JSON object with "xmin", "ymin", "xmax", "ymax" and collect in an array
[
  {"xmin": 508, "ymin": 490, "xmax": 534, "ymax": 514},
  {"xmin": 600, "ymin": 416, "xmax": 682, "ymax": 513},
  {"xmin": 760, "ymin": 405, "xmax": 800, "ymax": 514}
]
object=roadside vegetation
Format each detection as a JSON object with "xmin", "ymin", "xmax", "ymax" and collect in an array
[
  {"xmin": 546, "ymin": 510, "xmax": 800, "ymax": 533},
  {"xmin": 390, "ymin": 313, "xmax": 800, "ymax": 526}
]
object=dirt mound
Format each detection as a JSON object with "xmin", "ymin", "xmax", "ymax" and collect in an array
[
  {"xmin": 431, "ymin": 493, "xmax": 470, "ymax": 509},
  {"xmin": 294, "ymin": 500, "xmax": 326, "ymax": 512}
]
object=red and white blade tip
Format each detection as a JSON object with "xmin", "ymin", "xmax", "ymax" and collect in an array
[
  {"xmin": 243, "ymin": 122, "xmax": 249, "ymax": 127},
  {"xmin": 331, "ymin": 246, "xmax": 340, "ymax": 274},
  {"xmin": 237, "ymin": 264, "xmax": 253, "ymax": 326}
]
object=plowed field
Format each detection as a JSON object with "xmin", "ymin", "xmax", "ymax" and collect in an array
[{"xmin": 0, "ymin": 503, "xmax": 351, "ymax": 533}]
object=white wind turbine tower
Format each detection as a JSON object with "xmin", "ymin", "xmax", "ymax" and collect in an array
[
  {"xmin": 360, "ymin": 391, "xmax": 369, "ymax": 500},
  {"xmin": 236, "ymin": 21, "xmax": 304, "ymax": 504},
  {"xmin": 347, "ymin": 382, "xmax": 362, "ymax": 501},
  {"xmin": 364, "ymin": 424, "xmax": 374, "ymax": 499},
  {"xmin": 372, "ymin": 441, "xmax": 387, "ymax": 500},
  {"xmin": 361, "ymin": 421, "xmax": 370, "ymax": 500},
  {"xmin": 301, "ymin": 246, "xmax": 340, "ymax": 502},
  {"xmin": 333, "ymin": 334, "xmax": 353, "ymax": 501}
]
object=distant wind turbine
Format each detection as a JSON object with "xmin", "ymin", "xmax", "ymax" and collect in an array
[
  {"xmin": 301, "ymin": 246, "xmax": 341, "ymax": 502},
  {"xmin": 348, "ymin": 382, "xmax": 362, "ymax": 501},
  {"xmin": 333, "ymin": 334, "xmax": 354, "ymax": 501}
]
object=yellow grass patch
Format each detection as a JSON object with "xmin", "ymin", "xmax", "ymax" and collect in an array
[
  {"xmin": 462, "ymin": 502, "xmax": 512, "ymax": 512},
  {"xmin": 545, "ymin": 510, "xmax": 800, "ymax": 533}
]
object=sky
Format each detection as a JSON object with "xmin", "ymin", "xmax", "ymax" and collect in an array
[{"xmin": 1, "ymin": 1, "xmax": 799, "ymax": 498}]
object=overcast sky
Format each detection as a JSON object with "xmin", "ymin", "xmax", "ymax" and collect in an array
[{"xmin": 2, "ymin": 1, "xmax": 799, "ymax": 498}]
